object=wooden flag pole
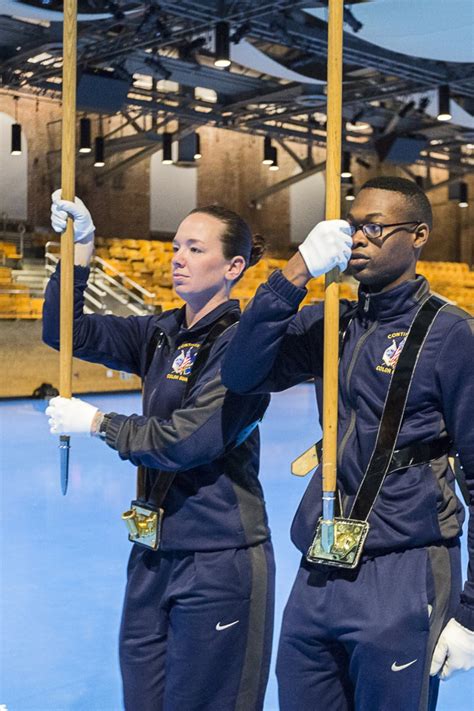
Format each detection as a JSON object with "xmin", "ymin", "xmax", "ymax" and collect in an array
[
  {"xmin": 58, "ymin": 0, "xmax": 77, "ymax": 495},
  {"xmin": 321, "ymin": 0, "xmax": 344, "ymax": 551}
]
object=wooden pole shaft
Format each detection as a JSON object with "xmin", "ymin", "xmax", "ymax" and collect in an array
[
  {"xmin": 322, "ymin": 0, "xmax": 344, "ymax": 494},
  {"xmin": 59, "ymin": 0, "xmax": 77, "ymax": 398}
]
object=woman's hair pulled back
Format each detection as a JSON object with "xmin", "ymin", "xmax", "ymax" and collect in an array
[{"xmin": 189, "ymin": 205, "xmax": 265, "ymax": 278}]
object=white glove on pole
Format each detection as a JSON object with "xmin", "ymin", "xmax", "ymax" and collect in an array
[
  {"xmin": 51, "ymin": 189, "xmax": 95, "ymax": 243},
  {"xmin": 298, "ymin": 219, "xmax": 353, "ymax": 278},
  {"xmin": 45, "ymin": 396, "xmax": 99, "ymax": 436},
  {"xmin": 430, "ymin": 618, "xmax": 474, "ymax": 680}
]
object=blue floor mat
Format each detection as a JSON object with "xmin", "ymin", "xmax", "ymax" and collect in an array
[{"xmin": 1, "ymin": 387, "xmax": 472, "ymax": 710}]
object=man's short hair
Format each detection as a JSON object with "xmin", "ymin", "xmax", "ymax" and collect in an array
[{"xmin": 359, "ymin": 176, "xmax": 433, "ymax": 229}]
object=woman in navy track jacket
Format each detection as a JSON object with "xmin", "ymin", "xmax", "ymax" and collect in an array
[{"xmin": 43, "ymin": 193, "xmax": 275, "ymax": 711}]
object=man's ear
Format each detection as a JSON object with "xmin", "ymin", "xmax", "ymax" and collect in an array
[
  {"xmin": 226, "ymin": 255, "xmax": 246, "ymax": 282},
  {"xmin": 413, "ymin": 223, "xmax": 429, "ymax": 250}
]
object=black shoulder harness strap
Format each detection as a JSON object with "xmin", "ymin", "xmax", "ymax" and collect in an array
[
  {"xmin": 339, "ymin": 303, "xmax": 358, "ymax": 352},
  {"xmin": 137, "ymin": 309, "xmax": 239, "ymax": 507},
  {"xmin": 183, "ymin": 310, "xmax": 239, "ymax": 399},
  {"xmin": 144, "ymin": 327, "xmax": 167, "ymax": 379},
  {"xmin": 349, "ymin": 295, "xmax": 446, "ymax": 522}
]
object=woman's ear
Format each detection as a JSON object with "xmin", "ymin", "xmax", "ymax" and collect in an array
[{"xmin": 226, "ymin": 255, "xmax": 246, "ymax": 282}]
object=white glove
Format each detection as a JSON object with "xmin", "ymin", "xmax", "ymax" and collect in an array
[
  {"xmin": 298, "ymin": 219, "xmax": 352, "ymax": 278},
  {"xmin": 51, "ymin": 189, "xmax": 95, "ymax": 243},
  {"xmin": 430, "ymin": 618, "xmax": 474, "ymax": 680},
  {"xmin": 45, "ymin": 395, "xmax": 99, "ymax": 436}
]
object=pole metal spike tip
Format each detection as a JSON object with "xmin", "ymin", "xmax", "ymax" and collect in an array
[
  {"xmin": 59, "ymin": 434, "xmax": 70, "ymax": 496},
  {"xmin": 321, "ymin": 520, "xmax": 335, "ymax": 552}
]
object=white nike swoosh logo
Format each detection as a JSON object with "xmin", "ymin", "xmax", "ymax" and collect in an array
[
  {"xmin": 215, "ymin": 620, "xmax": 240, "ymax": 631},
  {"xmin": 391, "ymin": 659, "xmax": 418, "ymax": 672}
]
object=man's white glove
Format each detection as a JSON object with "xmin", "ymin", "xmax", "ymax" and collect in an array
[
  {"xmin": 45, "ymin": 396, "xmax": 99, "ymax": 436},
  {"xmin": 298, "ymin": 219, "xmax": 352, "ymax": 278},
  {"xmin": 51, "ymin": 189, "xmax": 95, "ymax": 243},
  {"xmin": 430, "ymin": 618, "xmax": 474, "ymax": 680}
]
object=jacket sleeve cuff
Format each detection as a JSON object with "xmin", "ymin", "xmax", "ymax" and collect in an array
[
  {"xmin": 102, "ymin": 412, "xmax": 125, "ymax": 449},
  {"xmin": 454, "ymin": 601, "xmax": 474, "ymax": 631},
  {"xmin": 267, "ymin": 269, "xmax": 307, "ymax": 308}
]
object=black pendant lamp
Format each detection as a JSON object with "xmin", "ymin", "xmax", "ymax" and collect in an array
[
  {"xmin": 214, "ymin": 21, "xmax": 231, "ymax": 68},
  {"xmin": 162, "ymin": 132, "xmax": 173, "ymax": 164},
  {"xmin": 11, "ymin": 96, "xmax": 22, "ymax": 155},
  {"xmin": 94, "ymin": 136, "xmax": 105, "ymax": 167},
  {"xmin": 79, "ymin": 117, "xmax": 92, "ymax": 153}
]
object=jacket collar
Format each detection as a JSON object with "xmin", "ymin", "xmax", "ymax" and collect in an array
[
  {"xmin": 357, "ymin": 275, "xmax": 430, "ymax": 322},
  {"xmin": 154, "ymin": 299, "xmax": 241, "ymax": 338}
]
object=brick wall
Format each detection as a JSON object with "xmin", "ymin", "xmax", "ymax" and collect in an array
[
  {"xmin": 0, "ymin": 90, "xmax": 472, "ymax": 263},
  {"xmin": 0, "ymin": 92, "xmax": 151, "ymax": 238}
]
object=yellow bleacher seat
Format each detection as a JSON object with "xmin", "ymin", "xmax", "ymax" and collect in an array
[{"xmin": 88, "ymin": 243, "xmax": 473, "ymax": 316}]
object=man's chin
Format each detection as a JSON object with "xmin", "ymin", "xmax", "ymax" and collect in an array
[
  {"xmin": 347, "ymin": 264, "xmax": 368, "ymax": 282},
  {"xmin": 348, "ymin": 268, "xmax": 379, "ymax": 287}
]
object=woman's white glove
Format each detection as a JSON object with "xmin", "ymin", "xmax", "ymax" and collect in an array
[
  {"xmin": 45, "ymin": 396, "xmax": 99, "ymax": 436},
  {"xmin": 430, "ymin": 618, "xmax": 474, "ymax": 680},
  {"xmin": 51, "ymin": 189, "xmax": 95, "ymax": 244},
  {"xmin": 298, "ymin": 219, "xmax": 352, "ymax": 278}
]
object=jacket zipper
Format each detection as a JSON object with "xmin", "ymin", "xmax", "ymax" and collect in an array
[{"xmin": 337, "ymin": 318, "xmax": 379, "ymax": 469}]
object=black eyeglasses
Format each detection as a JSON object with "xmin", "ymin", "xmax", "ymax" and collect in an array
[{"xmin": 349, "ymin": 221, "xmax": 422, "ymax": 241}]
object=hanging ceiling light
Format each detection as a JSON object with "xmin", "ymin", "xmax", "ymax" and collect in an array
[
  {"xmin": 11, "ymin": 96, "xmax": 22, "ymax": 156},
  {"xmin": 11, "ymin": 124, "xmax": 22, "ymax": 155},
  {"xmin": 79, "ymin": 117, "xmax": 92, "ymax": 153},
  {"xmin": 345, "ymin": 178, "xmax": 355, "ymax": 201},
  {"xmin": 341, "ymin": 152, "xmax": 352, "ymax": 179},
  {"xmin": 269, "ymin": 146, "xmax": 279, "ymax": 171},
  {"xmin": 94, "ymin": 136, "xmax": 105, "ymax": 167},
  {"xmin": 193, "ymin": 132, "xmax": 201, "ymax": 160},
  {"xmin": 437, "ymin": 85, "xmax": 452, "ymax": 122},
  {"xmin": 214, "ymin": 21, "xmax": 231, "ymax": 68},
  {"xmin": 459, "ymin": 182, "xmax": 469, "ymax": 208},
  {"xmin": 262, "ymin": 136, "xmax": 273, "ymax": 165},
  {"xmin": 162, "ymin": 132, "xmax": 173, "ymax": 164}
]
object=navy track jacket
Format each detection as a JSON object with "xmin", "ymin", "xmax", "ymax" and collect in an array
[
  {"xmin": 221, "ymin": 270, "xmax": 474, "ymax": 629},
  {"xmin": 43, "ymin": 264, "xmax": 271, "ymax": 552}
]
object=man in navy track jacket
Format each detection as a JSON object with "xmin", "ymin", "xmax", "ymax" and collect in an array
[{"xmin": 221, "ymin": 176, "xmax": 474, "ymax": 710}]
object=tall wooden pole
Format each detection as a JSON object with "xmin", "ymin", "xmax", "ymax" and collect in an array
[
  {"xmin": 59, "ymin": 0, "xmax": 77, "ymax": 495},
  {"xmin": 321, "ymin": 0, "xmax": 344, "ymax": 550}
]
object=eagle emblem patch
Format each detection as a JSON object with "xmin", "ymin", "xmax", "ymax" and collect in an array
[
  {"xmin": 167, "ymin": 342, "xmax": 200, "ymax": 381},
  {"xmin": 376, "ymin": 332, "xmax": 407, "ymax": 374}
]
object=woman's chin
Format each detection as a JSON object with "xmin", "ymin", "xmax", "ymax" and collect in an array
[{"xmin": 173, "ymin": 282, "xmax": 188, "ymax": 297}]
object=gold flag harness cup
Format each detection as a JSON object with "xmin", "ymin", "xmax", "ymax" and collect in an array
[
  {"xmin": 122, "ymin": 501, "xmax": 163, "ymax": 550},
  {"xmin": 307, "ymin": 517, "xmax": 370, "ymax": 569}
]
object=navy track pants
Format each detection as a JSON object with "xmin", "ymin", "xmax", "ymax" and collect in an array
[
  {"xmin": 276, "ymin": 544, "xmax": 461, "ymax": 711},
  {"xmin": 119, "ymin": 539, "xmax": 275, "ymax": 711}
]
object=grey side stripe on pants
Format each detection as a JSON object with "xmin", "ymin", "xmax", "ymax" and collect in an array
[
  {"xmin": 419, "ymin": 545, "xmax": 452, "ymax": 711},
  {"xmin": 235, "ymin": 543, "xmax": 270, "ymax": 711}
]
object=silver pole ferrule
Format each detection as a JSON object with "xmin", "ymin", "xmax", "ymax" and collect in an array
[{"xmin": 321, "ymin": 491, "xmax": 336, "ymax": 552}]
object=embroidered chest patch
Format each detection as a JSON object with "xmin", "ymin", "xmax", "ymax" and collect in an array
[
  {"xmin": 376, "ymin": 331, "xmax": 407, "ymax": 374},
  {"xmin": 166, "ymin": 342, "xmax": 200, "ymax": 382}
]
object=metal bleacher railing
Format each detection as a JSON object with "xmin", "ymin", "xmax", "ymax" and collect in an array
[{"xmin": 45, "ymin": 242, "xmax": 157, "ymax": 316}]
